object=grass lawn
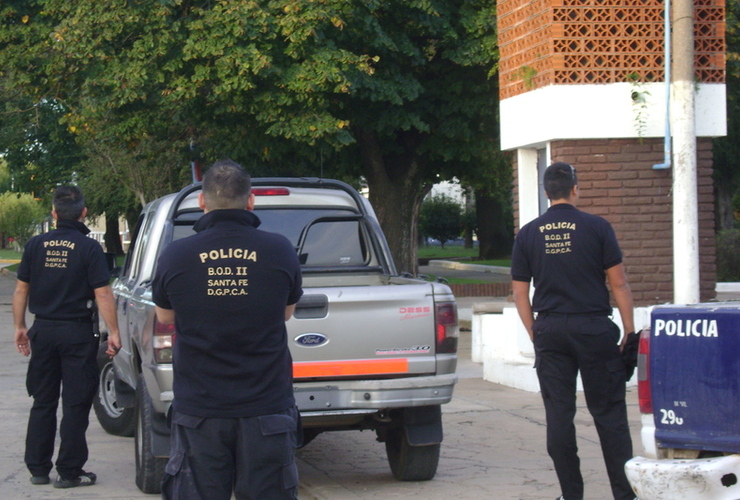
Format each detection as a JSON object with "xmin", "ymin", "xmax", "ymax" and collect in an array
[
  {"xmin": 0, "ymin": 249, "xmax": 23, "ymax": 261},
  {"xmin": 0, "ymin": 249, "xmax": 22, "ymax": 273},
  {"xmin": 420, "ymin": 274, "xmax": 497, "ymax": 285},
  {"xmin": 417, "ymin": 244, "xmax": 510, "ymax": 284},
  {"xmin": 418, "ymin": 245, "xmax": 510, "ymax": 267}
]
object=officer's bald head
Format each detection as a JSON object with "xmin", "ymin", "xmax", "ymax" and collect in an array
[{"xmin": 202, "ymin": 160, "xmax": 251, "ymax": 210}]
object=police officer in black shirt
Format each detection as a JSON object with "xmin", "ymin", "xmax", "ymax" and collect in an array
[
  {"xmin": 510, "ymin": 162, "xmax": 636, "ymax": 500},
  {"xmin": 13, "ymin": 185, "xmax": 121, "ymax": 489},
  {"xmin": 152, "ymin": 160, "xmax": 303, "ymax": 500}
]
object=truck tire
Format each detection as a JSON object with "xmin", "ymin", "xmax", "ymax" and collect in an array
[
  {"xmin": 385, "ymin": 427, "xmax": 440, "ymax": 481},
  {"xmin": 93, "ymin": 343, "xmax": 135, "ymax": 437},
  {"xmin": 135, "ymin": 373, "xmax": 167, "ymax": 494}
]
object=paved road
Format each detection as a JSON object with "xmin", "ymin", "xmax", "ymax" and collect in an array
[{"xmin": 0, "ymin": 271, "xmax": 642, "ymax": 500}]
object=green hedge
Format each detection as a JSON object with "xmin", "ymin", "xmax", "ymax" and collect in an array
[{"xmin": 716, "ymin": 229, "xmax": 740, "ymax": 282}]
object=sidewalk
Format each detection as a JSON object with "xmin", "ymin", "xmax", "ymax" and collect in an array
[
  {"xmin": 419, "ymin": 261, "xmax": 510, "ymax": 323},
  {"xmin": 1, "ymin": 264, "xmax": 737, "ymax": 499},
  {"xmin": 0, "ymin": 271, "xmax": 638, "ymax": 500}
]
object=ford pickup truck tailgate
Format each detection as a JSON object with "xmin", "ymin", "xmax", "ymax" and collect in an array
[
  {"xmin": 288, "ymin": 283, "xmax": 439, "ymax": 378},
  {"xmin": 650, "ymin": 303, "xmax": 740, "ymax": 453}
]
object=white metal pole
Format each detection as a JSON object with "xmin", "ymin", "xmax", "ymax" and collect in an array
[{"xmin": 672, "ymin": 0, "xmax": 700, "ymax": 304}]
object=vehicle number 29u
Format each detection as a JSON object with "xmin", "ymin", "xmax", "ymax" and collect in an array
[{"xmin": 659, "ymin": 409, "xmax": 684, "ymax": 425}]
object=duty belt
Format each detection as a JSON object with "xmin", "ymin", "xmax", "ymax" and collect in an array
[
  {"xmin": 537, "ymin": 311, "xmax": 610, "ymax": 318},
  {"xmin": 35, "ymin": 315, "xmax": 93, "ymax": 324}
]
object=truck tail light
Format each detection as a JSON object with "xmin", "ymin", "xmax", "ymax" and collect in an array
[
  {"xmin": 153, "ymin": 318, "xmax": 175, "ymax": 364},
  {"xmin": 435, "ymin": 302, "xmax": 458, "ymax": 354},
  {"xmin": 637, "ymin": 328, "xmax": 652, "ymax": 414},
  {"xmin": 253, "ymin": 187, "xmax": 290, "ymax": 196}
]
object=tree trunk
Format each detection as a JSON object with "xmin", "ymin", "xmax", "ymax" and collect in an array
[
  {"xmin": 714, "ymin": 177, "xmax": 736, "ymax": 231},
  {"xmin": 104, "ymin": 215, "xmax": 125, "ymax": 255},
  {"xmin": 125, "ymin": 206, "xmax": 141, "ymax": 243},
  {"xmin": 356, "ymin": 128, "xmax": 431, "ymax": 276},
  {"xmin": 475, "ymin": 189, "xmax": 513, "ymax": 259},
  {"xmin": 463, "ymin": 186, "xmax": 474, "ymax": 249}
]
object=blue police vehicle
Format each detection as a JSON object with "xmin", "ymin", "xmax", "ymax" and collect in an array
[{"xmin": 625, "ymin": 303, "xmax": 740, "ymax": 499}]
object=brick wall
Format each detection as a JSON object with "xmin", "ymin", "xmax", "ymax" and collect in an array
[
  {"xmin": 497, "ymin": 0, "xmax": 725, "ymax": 100},
  {"xmin": 541, "ymin": 138, "xmax": 717, "ymax": 306}
]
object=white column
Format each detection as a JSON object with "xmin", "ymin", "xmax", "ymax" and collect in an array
[
  {"xmin": 672, "ymin": 0, "xmax": 699, "ymax": 304},
  {"xmin": 516, "ymin": 148, "xmax": 540, "ymax": 227}
]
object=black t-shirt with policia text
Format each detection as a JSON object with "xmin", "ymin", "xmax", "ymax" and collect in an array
[
  {"xmin": 17, "ymin": 219, "xmax": 110, "ymax": 320},
  {"xmin": 152, "ymin": 209, "xmax": 303, "ymax": 419},
  {"xmin": 511, "ymin": 203, "xmax": 622, "ymax": 315}
]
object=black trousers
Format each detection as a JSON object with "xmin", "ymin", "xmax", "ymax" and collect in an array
[
  {"xmin": 162, "ymin": 406, "xmax": 300, "ymax": 500},
  {"xmin": 25, "ymin": 319, "xmax": 98, "ymax": 480},
  {"xmin": 533, "ymin": 314, "xmax": 634, "ymax": 500}
]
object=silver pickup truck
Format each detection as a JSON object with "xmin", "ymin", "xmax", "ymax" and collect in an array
[{"xmin": 93, "ymin": 178, "xmax": 459, "ymax": 493}]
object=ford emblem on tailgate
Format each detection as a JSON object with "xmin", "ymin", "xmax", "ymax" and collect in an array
[{"xmin": 294, "ymin": 333, "xmax": 328, "ymax": 347}]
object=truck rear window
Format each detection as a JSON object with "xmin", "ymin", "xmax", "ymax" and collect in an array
[{"xmin": 172, "ymin": 208, "xmax": 373, "ymax": 269}]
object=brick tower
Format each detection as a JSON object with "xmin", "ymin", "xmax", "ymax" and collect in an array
[{"xmin": 497, "ymin": 0, "xmax": 726, "ymax": 305}]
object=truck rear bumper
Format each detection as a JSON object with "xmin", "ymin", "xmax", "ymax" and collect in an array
[
  {"xmin": 160, "ymin": 373, "xmax": 457, "ymax": 413},
  {"xmin": 625, "ymin": 455, "xmax": 740, "ymax": 500},
  {"xmin": 294, "ymin": 373, "xmax": 458, "ymax": 414},
  {"xmin": 638, "ymin": 412, "xmax": 658, "ymax": 458}
]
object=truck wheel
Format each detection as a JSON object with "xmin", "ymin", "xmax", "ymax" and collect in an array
[
  {"xmin": 135, "ymin": 373, "xmax": 167, "ymax": 494},
  {"xmin": 385, "ymin": 427, "xmax": 440, "ymax": 481},
  {"xmin": 93, "ymin": 343, "xmax": 135, "ymax": 437}
]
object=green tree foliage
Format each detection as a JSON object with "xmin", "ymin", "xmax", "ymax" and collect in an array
[
  {"xmin": 713, "ymin": 0, "xmax": 740, "ymax": 230},
  {"xmin": 460, "ymin": 151, "xmax": 514, "ymax": 259},
  {"xmin": 0, "ymin": 0, "xmax": 500, "ymax": 272},
  {"xmin": 334, "ymin": 1, "xmax": 500, "ymax": 272},
  {"xmin": 419, "ymin": 194, "xmax": 462, "ymax": 248},
  {"xmin": 0, "ymin": 158, "xmax": 11, "ymax": 192},
  {"xmin": 716, "ymin": 229, "xmax": 740, "ymax": 281},
  {"xmin": 0, "ymin": 97, "xmax": 83, "ymax": 201},
  {"xmin": 0, "ymin": 192, "xmax": 46, "ymax": 247}
]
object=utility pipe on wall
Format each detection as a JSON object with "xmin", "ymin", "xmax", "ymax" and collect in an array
[{"xmin": 653, "ymin": 0, "xmax": 671, "ymax": 170}]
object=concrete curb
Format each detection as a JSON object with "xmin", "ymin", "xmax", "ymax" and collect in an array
[
  {"xmin": 427, "ymin": 260, "xmax": 740, "ymax": 297},
  {"xmin": 427, "ymin": 259, "xmax": 510, "ymax": 275},
  {"xmin": 716, "ymin": 282, "xmax": 740, "ymax": 292}
]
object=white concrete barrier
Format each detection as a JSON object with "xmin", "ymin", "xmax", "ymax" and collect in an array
[{"xmin": 472, "ymin": 303, "xmax": 653, "ymax": 392}]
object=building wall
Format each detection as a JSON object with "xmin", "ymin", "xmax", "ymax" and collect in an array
[
  {"xmin": 517, "ymin": 138, "xmax": 716, "ymax": 306},
  {"xmin": 497, "ymin": 0, "xmax": 725, "ymax": 101},
  {"xmin": 499, "ymin": 0, "xmax": 725, "ymax": 306},
  {"xmin": 499, "ymin": 82, "xmax": 726, "ymax": 151}
]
